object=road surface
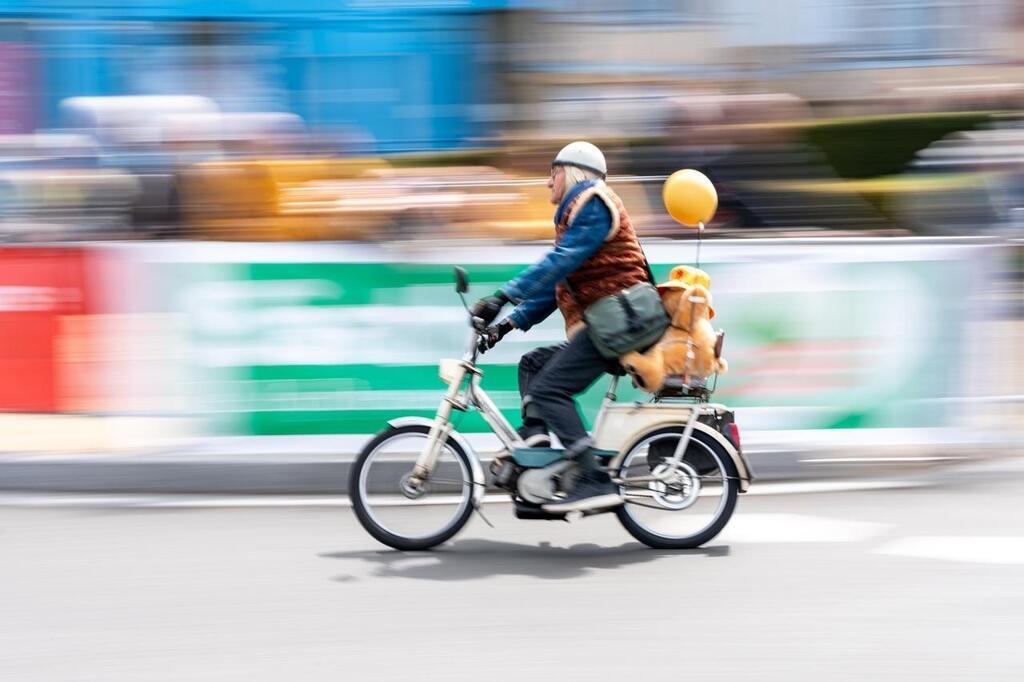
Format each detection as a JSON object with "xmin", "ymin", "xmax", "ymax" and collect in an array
[{"xmin": 2, "ymin": 463, "xmax": 1023, "ymax": 681}]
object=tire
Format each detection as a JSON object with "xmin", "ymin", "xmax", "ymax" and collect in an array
[
  {"xmin": 349, "ymin": 424, "xmax": 476, "ymax": 551},
  {"xmin": 615, "ymin": 427, "xmax": 739, "ymax": 550}
]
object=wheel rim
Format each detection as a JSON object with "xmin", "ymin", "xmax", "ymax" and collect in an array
[
  {"xmin": 358, "ymin": 432, "xmax": 473, "ymax": 541},
  {"xmin": 618, "ymin": 432, "xmax": 732, "ymax": 541}
]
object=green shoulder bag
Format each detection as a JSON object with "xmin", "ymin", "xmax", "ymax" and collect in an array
[{"xmin": 565, "ymin": 256, "xmax": 669, "ymax": 360}]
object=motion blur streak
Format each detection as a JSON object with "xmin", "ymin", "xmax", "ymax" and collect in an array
[{"xmin": 0, "ymin": 1, "xmax": 1022, "ymax": 680}]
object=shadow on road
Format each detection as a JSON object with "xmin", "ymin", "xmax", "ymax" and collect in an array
[{"xmin": 321, "ymin": 539, "xmax": 730, "ymax": 582}]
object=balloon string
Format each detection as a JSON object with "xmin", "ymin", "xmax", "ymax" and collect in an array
[{"xmin": 696, "ymin": 222, "xmax": 704, "ymax": 269}]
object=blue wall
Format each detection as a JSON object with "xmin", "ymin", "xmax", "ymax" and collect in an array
[{"xmin": 0, "ymin": 1, "xmax": 517, "ymax": 151}]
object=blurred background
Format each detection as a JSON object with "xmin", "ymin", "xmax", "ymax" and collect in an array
[
  {"xmin": 3, "ymin": 3, "xmax": 1024, "ymax": 681},
  {"xmin": 0, "ymin": 0, "xmax": 1021, "ymax": 475},
  {"xmin": 0, "ymin": 0, "xmax": 1022, "ymax": 241}
]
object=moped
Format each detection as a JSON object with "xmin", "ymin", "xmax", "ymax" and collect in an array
[{"xmin": 350, "ymin": 268, "xmax": 753, "ymax": 550}]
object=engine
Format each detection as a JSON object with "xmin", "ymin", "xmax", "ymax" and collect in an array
[{"xmin": 490, "ymin": 456, "xmax": 576, "ymax": 504}]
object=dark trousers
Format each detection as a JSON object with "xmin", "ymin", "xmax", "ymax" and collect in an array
[{"xmin": 517, "ymin": 331, "xmax": 620, "ymax": 461}]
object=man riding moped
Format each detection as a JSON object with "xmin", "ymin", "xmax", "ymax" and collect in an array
[
  {"xmin": 472, "ymin": 141, "xmax": 657, "ymax": 514},
  {"xmin": 349, "ymin": 148, "xmax": 750, "ymax": 551}
]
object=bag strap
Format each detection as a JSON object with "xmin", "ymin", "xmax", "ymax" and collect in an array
[
  {"xmin": 640, "ymin": 249, "xmax": 656, "ymax": 285},
  {"xmin": 562, "ymin": 236, "xmax": 656, "ymax": 305},
  {"xmin": 618, "ymin": 294, "xmax": 643, "ymax": 332}
]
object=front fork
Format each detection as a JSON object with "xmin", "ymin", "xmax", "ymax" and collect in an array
[
  {"xmin": 407, "ymin": 375, "xmax": 463, "ymax": 489},
  {"xmin": 407, "ymin": 358, "xmax": 522, "ymax": 490},
  {"xmin": 405, "ymin": 387, "xmax": 458, "ymax": 489}
]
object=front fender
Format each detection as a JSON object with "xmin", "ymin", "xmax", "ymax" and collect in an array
[{"xmin": 386, "ymin": 417, "xmax": 487, "ymax": 505}]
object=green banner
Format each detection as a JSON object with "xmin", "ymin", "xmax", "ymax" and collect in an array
[{"xmin": 153, "ymin": 241, "xmax": 992, "ymax": 436}]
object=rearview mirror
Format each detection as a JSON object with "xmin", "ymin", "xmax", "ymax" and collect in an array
[{"xmin": 454, "ymin": 267, "xmax": 469, "ymax": 294}]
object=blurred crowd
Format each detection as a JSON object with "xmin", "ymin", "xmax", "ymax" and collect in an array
[
  {"xmin": 0, "ymin": 0, "xmax": 1023, "ymax": 242},
  {"xmin": 3, "ymin": 91, "xmax": 1023, "ymax": 243}
]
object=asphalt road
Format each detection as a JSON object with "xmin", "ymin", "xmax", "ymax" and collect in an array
[{"xmin": 2, "ymin": 463, "xmax": 1023, "ymax": 681}]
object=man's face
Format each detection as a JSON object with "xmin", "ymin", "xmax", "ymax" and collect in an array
[{"xmin": 548, "ymin": 165, "xmax": 565, "ymax": 205}]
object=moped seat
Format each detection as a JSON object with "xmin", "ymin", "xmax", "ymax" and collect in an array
[
  {"xmin": 512, "ymin": 447, "xmax": 618, "ymax": 468},
  {"xmin": 511, "ymin": 447, "xmax": 565, "ymax": 468}
]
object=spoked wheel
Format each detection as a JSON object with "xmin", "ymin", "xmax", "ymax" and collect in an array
[
  {"xmin": 615, "ymin": 427, "xmax": 739, "ymax": 549},
  {"xmin": 349, "ymin": 424, "xmax": 476, "ymax": 551}
]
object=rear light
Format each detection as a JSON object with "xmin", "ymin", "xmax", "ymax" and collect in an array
[{"xmin": 724, "ymin": 422, "xmax": 742, "ymax": 451}]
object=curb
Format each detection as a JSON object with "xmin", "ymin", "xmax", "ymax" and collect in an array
[
  {"xmin": 0, "ymin": 453, "xmax": 355, "ymax": 495},
  {"xmin": 0, "ymin": 447, "xmax": 996, "ymax": 496}
]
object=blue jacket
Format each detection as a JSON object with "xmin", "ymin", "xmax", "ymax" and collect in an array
[{"xmin": 502, "ymin": 180, "xmax": 613, "ymax": 331}]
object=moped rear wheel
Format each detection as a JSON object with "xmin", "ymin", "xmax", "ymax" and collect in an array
[
  {"xmin": 615, "ymin": 427, "xmax": 739, "ymax": 549},
  {"xmin": 349, "ymin": 424, "xmax": 476, "ymax": 551}
]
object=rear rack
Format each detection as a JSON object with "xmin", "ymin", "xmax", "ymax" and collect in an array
[{"xmin": 651, "ymin": 373, "xmax": 719, "ymax": 403}]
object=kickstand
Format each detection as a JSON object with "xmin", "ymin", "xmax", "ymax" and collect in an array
[{"xmin": 473, "ymin": 502, "xmax": 495, "ymax": 528}]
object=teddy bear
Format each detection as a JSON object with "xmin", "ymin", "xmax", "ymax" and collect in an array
[{"xmin": 620, "ymin": 266, "xmax": 727, "ymax": 392}]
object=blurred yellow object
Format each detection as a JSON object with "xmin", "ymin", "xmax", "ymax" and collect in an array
[
  {"xmin": 662, "ymin": 169, "xmax": 717, "ymax": 227},
  {"xmin": 749, "ymin": 173, "xmax": 991, "ymax": 195},
  {"xmin": 455, "ymin": 174, "xmax": 558, "ymax": 241},
  {"xmin": 455, "ymin": 174, "xmax": 656, "ymax": 241},
  {"xmin": 359, "ymin": 165, "xmax": 549, "ymax": 241},
  {"xmin": 180, "ymin": 157, "xmax": 660, "ymax": 242},
  {"xmin": 180, "ymin": 157, "xmax": 390, "ymax": 240}
]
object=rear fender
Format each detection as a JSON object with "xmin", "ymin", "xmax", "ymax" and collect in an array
[
  {"xmin": 386, "ymin": 417, "xmax": 487, "ymax": 504},
  {"xmin": 610, "ymin": 421, "xmax": 753, "ymax": 493}
]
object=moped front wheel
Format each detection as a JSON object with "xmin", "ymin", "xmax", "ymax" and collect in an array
[
  {"xmin": 349, "ymin": 424, "xmax": 476, "ymax": 551},
  {"xmin": 615, "ymin": 427, "xmax": 739, "ymax": 550}
]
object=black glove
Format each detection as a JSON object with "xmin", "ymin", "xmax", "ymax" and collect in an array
[
  {"xmin": 478, "ymin": 319, "xmax": 514, "ymax": 354},
  {"xmin": 471, "ymin": 290, "xmax": 510, "ymax": 326}
]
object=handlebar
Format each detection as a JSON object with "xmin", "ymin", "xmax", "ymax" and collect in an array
[{"xmin": 455, "ymin": 275, "xmax": 489, "ymax": 359}]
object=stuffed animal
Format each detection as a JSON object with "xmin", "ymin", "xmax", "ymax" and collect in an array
[
  {"xmin": 666, "ymin": 264, "xmax": 711, "ymax": 290},
  {"xmin": 620, "ymin": 267, "xmax": 727, "ymax": 392}
]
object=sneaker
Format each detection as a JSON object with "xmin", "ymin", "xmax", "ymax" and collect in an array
[
  {"xmin": 517, "ymin": 424, "xmax": 551, "ymax": 449},
  {"xmin": 542, "ymin": 470, "xmax": 623, "ymax": 513}
]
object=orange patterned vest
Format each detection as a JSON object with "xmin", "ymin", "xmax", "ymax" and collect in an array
[{"xmin": 554, "ymin": 183, "xmax": 649, "ymax": 334}]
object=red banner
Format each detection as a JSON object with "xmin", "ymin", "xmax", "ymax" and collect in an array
[{"xmin": 0, "ymin": 248, "xmax": 92, "ymax": 411}]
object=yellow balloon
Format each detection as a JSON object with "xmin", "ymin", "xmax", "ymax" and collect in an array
[{"xmin": 662, "ymin": 169, "xmax": 718, "ymax": 227}]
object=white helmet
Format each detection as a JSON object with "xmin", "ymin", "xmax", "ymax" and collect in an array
[{"xmin": 552, "ymin": 140, "xmax": 607, "ymax": 178}]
